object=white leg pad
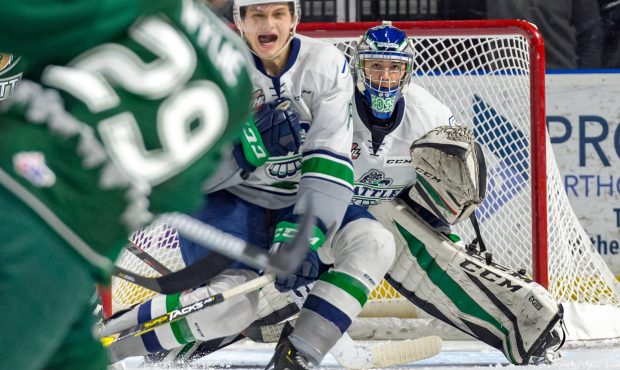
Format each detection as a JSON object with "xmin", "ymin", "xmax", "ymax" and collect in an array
[{"xmin": 369, "ymin": 199, "xmax": 564, "ymax": 365}]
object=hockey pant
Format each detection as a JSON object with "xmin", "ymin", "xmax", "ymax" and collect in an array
[{"xmin": 369, "ymin": 197, "xmax": 565, "ymax": 365}]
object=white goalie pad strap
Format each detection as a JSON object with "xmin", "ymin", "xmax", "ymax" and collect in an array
[{"xmin": 369, "ymin": 199, "xmax": 563, "ymax": 365}]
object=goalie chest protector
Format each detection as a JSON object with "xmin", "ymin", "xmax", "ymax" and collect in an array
[{"xmin": 350, "ymin": 82, "xmax": 454, "ymax": 207}]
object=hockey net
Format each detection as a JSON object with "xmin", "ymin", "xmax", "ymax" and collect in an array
[{"xmin": 106, "ymin": 20, "xmax": 620, "ymax": 341}]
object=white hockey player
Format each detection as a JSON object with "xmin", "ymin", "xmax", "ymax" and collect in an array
[
  {"xmin": 101, "ymin": 0, "xmax": 354, "ymax": 363},
  {"xmin": 266, "ymin": 23, "xmax": 564, "ymax": 369},
  {"xmin": 263, "ymin": 23, "xmax": 460, "ymax": 370}
]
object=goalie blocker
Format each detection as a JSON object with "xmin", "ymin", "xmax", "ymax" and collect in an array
[{"xmin": 369, "ymin": 195, "xmax": 565, "ymax": 364}]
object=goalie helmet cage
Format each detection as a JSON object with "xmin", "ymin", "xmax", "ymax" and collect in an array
[{"xmin": 104, "ymin": 20, "xmax": 620, "ymax": 342}]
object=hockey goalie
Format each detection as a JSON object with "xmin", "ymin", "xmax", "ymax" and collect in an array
[{"xmin": 369, "ymin": 125, "xmax": 566, "ymax": 364}]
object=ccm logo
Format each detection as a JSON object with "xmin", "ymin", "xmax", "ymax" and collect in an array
[
  {"xmin": 384, "ymin": 157, "xmax": 412, "ymax": 166},
  {"xmin": 460, "ymin": 260, "xmax": 523, "ymax": 292},
  {"xmin": 415, "ymin": 167, "xmax": 442, "ymax": 183}
]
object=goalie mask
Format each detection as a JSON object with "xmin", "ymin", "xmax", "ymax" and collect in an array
[
  {"xmin": 354, "ymin": 23, "xmax": 414, "ymax": 119},
  {"xmin": 408, "ymin": 125, "xmax": 487, "ymax": 225}
]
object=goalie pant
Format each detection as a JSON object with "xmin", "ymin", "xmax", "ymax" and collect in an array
[{"xmin": 369, "ymin": 196, "xmax": 565, "ymax": 365}]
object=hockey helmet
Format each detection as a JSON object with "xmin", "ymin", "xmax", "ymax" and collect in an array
[
  {"xmin": 354, "ymin": 23, "xmax": 414, "ymax": 119},
  {"xmin": 407, "ymin": 125, "xmax": 487, "ymax": 225},
  {"xmin": 233, "ymin": 0, "xmax": 301, "ymax": 35}
]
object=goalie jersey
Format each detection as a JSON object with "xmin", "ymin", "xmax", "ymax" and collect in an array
[
  {"xmin": 210, "ymin": 34, "xmax": 355, "ymax": 231},
  {"xmin": 351, "ymin": 82, "xmax": 455, "ymax": 207}
]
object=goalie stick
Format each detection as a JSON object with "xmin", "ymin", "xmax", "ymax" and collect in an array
[
  {"xmin": 100, "ymin": 274, "xmax": 276, "ymax": 347},
  {"xmin": 331, "ymin": 332, "xmax": 442, "ymax": 369},
  {"xmin": 112, "ymin": 211, "xmax": 315, "ymax": 294},
  {"xmin": 118, "ymin": 243, "xmax": 443, "ymax": 368},
  {"xmin": 246, "ymin": 319, "xmax": 442, "ymax": 369}
]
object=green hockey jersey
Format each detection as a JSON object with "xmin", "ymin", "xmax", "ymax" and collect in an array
[{"xmin": 0, "ymin": 0, "xmax": 252, "ymax": 278}]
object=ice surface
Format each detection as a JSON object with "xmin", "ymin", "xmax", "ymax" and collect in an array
[{"xmin": 115, "ymin": 339, "xmax": 620, "ymax": 370}]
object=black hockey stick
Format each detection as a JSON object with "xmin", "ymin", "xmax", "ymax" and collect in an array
[
  {"xmin": 156, "ymin": 212, "xmax": 314, "ymax": 274},
  {"xmin": 112, "ymin": 211, "xmax": 314, "ymax": 294},
  {"xmin": 113, "ymin": 228, "xmax": 228, "ymax": 295},
  {"xmin": 112, "ymin": 253, "xmax": 232, "ymax": 295},
  {"xmin": 101, "ymin": 274, "xmax": 275, "ymax": 347},
  {"xmin": 124, "ymin": 239, "xmax": 173, "ymax": 275},
  {"xmin": 149, "ymin": 303, "xmax": 301, "ymax": 364}
]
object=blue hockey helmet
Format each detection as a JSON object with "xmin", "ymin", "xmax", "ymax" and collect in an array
[{"xmin": 354, "ymin": 23, "xmax": 414, "ymax": 119}]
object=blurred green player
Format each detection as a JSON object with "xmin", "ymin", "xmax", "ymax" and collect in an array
[{"xmin": 0, "ymin": 0, "xmax": 253, "ymax": 368}]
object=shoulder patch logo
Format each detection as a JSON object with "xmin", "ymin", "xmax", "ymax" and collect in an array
[
  {"xmin": 13, "ymin": 152, "xmax": 57, "ymax": 188},
  {"xmin": 251, "ymin": 89, "xmax": 266, "ymax": 111},
  {"xmin": 351, "ymin": 143, "xmax": 361, "ymax": 159},
  {"xmin": 265, "ymin": 123, "xmax": 308, "ymax": 179},
  {"xmin": 0, "ymin": 53, "xmax": 22, "ymax": 101}
]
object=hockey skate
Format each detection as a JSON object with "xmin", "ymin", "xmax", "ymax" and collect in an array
[{"xmin": 265, "ymin": 322, "xmax": 311, "ymax": 370}]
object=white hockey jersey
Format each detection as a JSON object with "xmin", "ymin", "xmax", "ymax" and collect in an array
[
  {"xmin": 351, "ymin": 83, "xmax": 455, "ymax": 207},
  {"xmin": 207, "ymin": 35, "xmax": 354, "ymax": 231}
]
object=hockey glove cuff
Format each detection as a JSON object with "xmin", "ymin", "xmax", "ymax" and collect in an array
[
  {"xmin": 272, "ymin": 220, "xmax": 326, "ymax": 252},
  {"xmin": 233, "ymin": 117, "xmax": 269, "ymax": 172},
  {"xmin": 271, "ymin": 219, "xmax": 326, "ymax": 292}
]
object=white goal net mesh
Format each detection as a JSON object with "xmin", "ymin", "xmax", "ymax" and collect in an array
[{"xmin": 107, "ymin": 21, "xmax": 620, "ymax": 340}]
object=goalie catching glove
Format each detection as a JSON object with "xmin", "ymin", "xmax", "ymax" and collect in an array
[
  {"xmin": 408, "ymin": 125, "xmax": 486, "ymax": 225},
  {"xmin": 234, "ymin": 98, "xmax": 302, "ymax": 172}
]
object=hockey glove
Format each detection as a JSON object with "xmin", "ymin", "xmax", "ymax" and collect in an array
[
  {"xmin": 270, "ymin": 220, "xmax": 325, "ymax": 292},
  {"xmin": 233, "ymin": 98, "xmax": 302, "ymax": 172}
]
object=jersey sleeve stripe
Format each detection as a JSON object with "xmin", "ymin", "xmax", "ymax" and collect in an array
[
  {"xmin": 304, "ymin": 149, "xmax": 353, "ymax": 165},
  {"xmin": 301, "ymin": 154, "xmax": 354, "ymax": 189},
  {"xmin": 239, "ymin": 183, "xmax": 298, "ymax": 196},
  {"xmin": 302, "ymin": 174, "xmax": 353, "ymax": 191}
]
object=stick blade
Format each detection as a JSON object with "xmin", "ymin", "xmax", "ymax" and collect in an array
[
  {"xmin": 371, "ymin": 335, "xmax": 442, "ymax": 368},
  {"xmin": 331, "ymin": 334, "xmax": 442, "ymax": 369}
]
